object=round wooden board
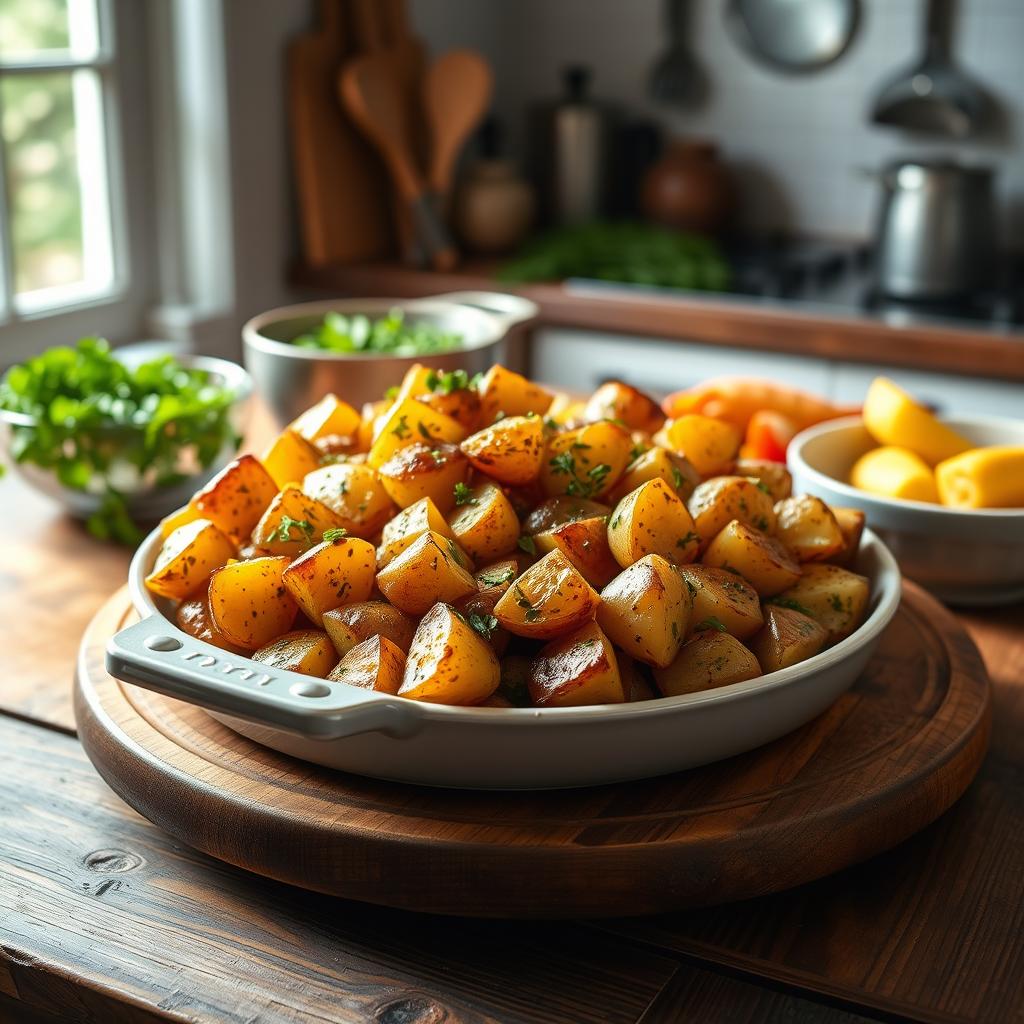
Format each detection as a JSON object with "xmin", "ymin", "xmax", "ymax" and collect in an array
[{"xmin": 75, "ymin": 583, "xmax": 991, "ymax": 919}]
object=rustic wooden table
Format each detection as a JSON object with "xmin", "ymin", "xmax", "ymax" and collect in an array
[{"xmin": 2, "ymin": 469, "xmax": 1023, "ymax": 1024}]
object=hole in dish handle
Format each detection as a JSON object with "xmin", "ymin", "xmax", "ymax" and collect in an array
[{"xmin": 104, "ymin": 616, "xmax": 419, "ymax": 740}]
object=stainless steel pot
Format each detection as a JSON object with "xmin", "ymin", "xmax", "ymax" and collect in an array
[
  {"xmin": 242, "ymin": 291, "xmax": 539, "ymax": 425},
  {"xmin": 873, "ymin": 159, "xmax": 996, "ymax": 299}
]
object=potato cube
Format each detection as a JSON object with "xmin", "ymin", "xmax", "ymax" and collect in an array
[
  {"xmin": 376, "ymin": 530, "xmax": 477, "ymax": 615},
  {"xmin": 774, "ymin": 564, "xmax": 870, "ymax": 644},
  {"xmin": 322, "ymin": 601, "xmax": 417, "ymax": 657},
  {"xmin": 251, "ymin": 485, "xmax": 347, "ymax": 556},
  {"xmin": 774, "ymin": 495, "xmax": 845, "ymax": 562},
  {"xmin": 597, "ymin": 554, "xmax": 692, "ymax": 668},
  {"xmin": 190, "ymin": 454, "xmax": 279, "ymax": 543},
  {"xmin": 749, "ymin": 606, "xmax": 827, "ymax": 674},
  {"xmin": 493, "ymin": 548, "xmax": 600, "ymax": 640},
  {"xmin": 607, "ymin": 447, "xmax": 700, "ymax": 504},
  {"xmin": 447, "ymin": 481, "xmax": 520, "ymax": 562},
  {"xmin": 830, "ymin": 507, "xmax": 866, "ymax": 566},
  {"xmin": 850, "ymin": 446, "xmax": 939, "ymax": 503},
  {"xmin": 252, "ymin": 630, "xmax": 338, "ymax": 677},
  {"xmin": 677, "ymin": 564, "xmax": 763, "ymax": 639},
  {"xmin": 327, "ymin": 635, "xmax": 406, "ymax": 694},
  {"xmin": 477, "ymin": 364, "xmax": 552, "ymax": 425},
  {"xmin": 302, "ymin": 463, "xmax": 396, "ymax": 537},
  {"xmin": 376, "ymin": 441, "xmax": 469, "ymax": 513},
  {"xmin": 582, "ymin": 380, "xmax": 664, "ymax": 434},
  {"xmin": 289, "ymin": 393, "xmax": 361, "ymax": 442},
  {"xmin": 528, "ymin": 621, "xmax": 625, "ymax": 707},
  {"xmin": 540, "ymin": 420, "xmax": 634, "ymax": 499},
  {"xmin": 400, "ymin": 603, "xmax": 500, "ymax": 704},
  {"xmin": 460, "ymin": 414, "xmax": 546, "ymax": 485},
  {"xmin": 687, "ymin": 476, "xmax": 777, "ymax": 547},
  {"xmin": 522, "ymin": 496, "xmax": 611, "ymax": 536},
  {"xmin": 734, "ymin": 459, "xmax": 792, "ymax": 502},
  {"xmin": 663, "ymin": 415, "xmax": 740, "ymax": 477},
  {"xmin": 701, "ymin": 520, "xmax": 801, "ymax": 597},
  {"xmin": 358, "ymin": 399, "xmax": 390, "ymax": 451},
  {"xmin": 607, "ymin": 478, "xmax": 700, "ymax": 568},
  {"xmin": 262, "ymin": 429, "xmax": 322, "ymax": 489},
  {"xmin": 653, "ymin": 631, "xmax": 761, "ymax": 697},
  {"xmin": 534, "ymin": 515, "xmax": 619, "ymax": 589},
  {"xmin": 377, "ymin": 497, "xmax": 456, "ymax": 568},
  {"xmin": 281, "ymin": 534, "xmax": 376, "ymax": 625},
  {"xmin": 368, "ymin": 398, "xmax": 466, "ymax": 469},
  {"xmin": 207, "ymin": 556, "xmax": 297, "ymax": 649},
  {"xmin": 145, "ymin": 518, "xmax": 237, "ymax": 600},
  {"xmin": 620, "ymin": 653, "xmax": 659, "ymax": 702},
  {"xmin": 175, "ymin": 598, "xmax": 245, "ymax": 653}
]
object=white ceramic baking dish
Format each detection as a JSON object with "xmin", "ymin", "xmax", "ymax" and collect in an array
[{"xmin": 106, "ymin": 527, "xmax": 901, "ymax": 790}]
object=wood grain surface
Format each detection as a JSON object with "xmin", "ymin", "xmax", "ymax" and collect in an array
[
  {"xmin": 75, "ymin": 583, "xmax": 990, "ymax": 920},
  {"xmin": 291, "ymin": 260, "xmax": 1024, "ymax": 382}
]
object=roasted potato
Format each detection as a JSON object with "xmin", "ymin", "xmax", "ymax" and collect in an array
[
  {"xmin": 289, "ymin": 393, "xmax": 361, "ymax": 442},
  {"xmin": 607, "ymin": 446, "xmax": 700, "ymax": 504},
  {"xmin": 619, "ymin": 653, "xmax": 659, "ymax": 702},
  {"xmin": 598, "ymin": 554, "xmax": 692, "ymax": 668},
  {"xmin": 447, "ymin": 481, "xmax": 520, "ymax": 562},
  {"xmin": 677, "ymin": 564, "xmax": 763, "ymax": 639},
  {"xmin": 322, "ymin": 601, "xmax": 417, "ymax": 657},
  {"xmin": 250, "ymin": 485, "xmax": 347, "ymax": 556},
  {"xmin": 473, "ymin": 557, "xmax": 522, "ymax": 592},
  {"xmin": 522, "ymin": 496, "xmax": 611, "ymax": 536},
  {"xmin": 540, "ymin": 420, "xmax": 634, "ymax": 499},
  {"xmin": 663, "ymin": 414, "xmax": 740, "ymax": 477},
  {"xmin": 749, "ymin": 606, "xmax": 827, "ymax": 674},
  {"xmin": 358, "ymin": 399, "xmax": 390, "ymax": 451},
  {"xmin": 528, "ymin": 621, "xmax": 625, "ymax": 707},
  {"xmin": 368, "ymin": 398, "xmax": 466, "ymax": 470},
  {"xmin": 281, "ymin": 534, "xmax": 377, "ymax": 624},
  {"xmin": 477, "ymin": 364, "xmax": 552, "ymax": 425},
  {"xmin": 460, "ymin": 414, "xmax": 546, "ymax": 485},
  {"xmin": 774, "ymin": 564, "xmax": 870, "ymax": 644},
  {"xmin": 327, "ymin": 635, "xmax": 406, "ymax": 694},
  {"xmin": 533, "ymin": 515, "xmax": 618, "ymax": 589},
  {"xmin": 493, "ymin": 548, "xmax": 600, "ymax": 639},
  {"xmin": 735, "ymin": 459, "xmax": 792, "ymax": 502},
  {"xmin": 415, "ymin": 381, "xmax": 482, "ymax": 431},
  {"xmin": 453, "ymin": 584, "xmax": 513, "ymax": 657},
  {"xmin": 175, "ymin": 597, "xmax": 245, "ymax": 653},
  {"xmin": 701, "ymin": 519, "xmax": 801, "ymax": 597},
  {"xmin": 376, "ymin": 441, "xmax": 469, "ymax": 513},
  {"xmin": 376, "ymin": 530, "xmax": 477, "ymax": 615},
  {"xmin": 252, "ymin": 629, "xmax": 338, "ymax": 677},
  {"xmin": 687, "ymin": 476, "xmax": 777, "ymax": 547},
  {"xmin": 377, "ymin": 497, "xmax": 456, "ymax": 568},
  {"xmin": 207, "ymin": 555, "xmax": 298, "ymax": 649},
  {"xmin": 653, "ymin": 631, "xmax": 761, "ymax": 697},
  {"xmin": 607, "ymin": 478, "xmax": 700, "ymax": 568},
  {"xmin": 830, "ymin": 507, "xmax": 866, "ymax": 566},
  {"xmin": 262, "ymin": 429, "xmax": 323, "ymax": 489},
  {"xmin": 145, "ymin": 518, "xmax": 237, "ymax": 600},
  {"xmin": 582, "ymin": 380, "xmax": 664, "ymax": 434},
  {"xmin": 400, "ymin": 603, "xmax": 501, "ymax": 704},
  {"xmin": 774, "ymin": 495, "xmax": 845, "ymax": 562},
  {"xmin": 302, "ymin": 463, "xmax": 396, "ymax": 537},
  {"xmin": 186, "ymin": 454, "xmax": 279, "ymax": 543}
]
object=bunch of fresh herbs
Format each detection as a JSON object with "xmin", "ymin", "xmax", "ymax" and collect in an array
[{"xmin": 291, "ymin": 308, "xmax": 463, "ymax": 356}]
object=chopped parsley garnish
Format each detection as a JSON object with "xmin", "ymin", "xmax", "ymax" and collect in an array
[
  {"xmin": 426, "ymin": 368, "xmax": 473, "ymax": 394},
  {"xmin": 517, "ymin": 534, "xmax": 537, "ymax": 555},
  {"xmin": 748, "ymin": 477, "xmax": 773, "ymax": 496},
  {"xmin": 447, "ymin": 540, "xmax": 468, "ymax": 567},
  {"xmin": 479, "ymin": 566, "xmax": 516, "ymax": 587},
  {"xmin": 694, "ymin": 616, "xmax": 728, "ymax": 632},
  {"xmin": 672, "ymin": 466, "xmax": 684, "ymax": 490},
  {"xmin": 629, "ymin": 443, "xmax": 648, "ymax": 462},
  {"xmin": 468, "ymin": 613, "xmax": 500, "ymax": 640},
  {"xmin": 390, "ymin": 415, "xmax": 410, "ymax": 439},
  {"xmin": 677, "ymin": 530, "xmax": 699, "ymax": 549},
  {"xmin": 549, "ymin": 451, "xmax": 576, "ymax": 476},
  {"xmin": 769, "ymin": 596, "xmax": 815, "ymax": 617},
  {"xmin": 384, "ymin": 385, "xmax": 400, "ymax": 400},
  {"xmin": 268, "ymin": 516, "xmax": 314, "ymax": 544},
  {"xmin": 514, "ymin": 584, "xmax": 542, "ymax": 622},
  {"xmin": 322, "ymin": 527, "xmax": 349, "ymax": 542},
  {"xmin": 453, "ymin": 481, "xmax": 477, "ymax": 506},
  {"xmin": 416, "ymin": 421, "xmax": 434, "ymax": 441}
]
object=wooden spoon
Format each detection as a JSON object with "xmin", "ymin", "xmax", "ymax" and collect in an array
[
  {"xmin": 425, "ymin": 50, "xmax": 493, "ymax": 202},
  {"xmin": 340, "ymin": 54, "xmax": 457, "ymax": 272}
]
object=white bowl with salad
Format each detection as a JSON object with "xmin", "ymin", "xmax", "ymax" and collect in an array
[{"xmin": 242, "ymin": 291, "xmax": 538, "ymax": 424}]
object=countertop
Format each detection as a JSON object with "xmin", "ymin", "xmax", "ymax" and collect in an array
[
  {"xmin": 2, "ymin": 468, "xmax": 1024, "ymax": 1023},
  {"xmin": 292, "ymin": 260, "xmax": 1024, "ymax": 383}
]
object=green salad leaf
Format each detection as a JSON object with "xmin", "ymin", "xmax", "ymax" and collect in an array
[
  {"xmin": 0, "ymin": 337, "xmax": 240, "ymax": 545},
  {"xmin": 292, "ymin": 308, "xmax": 463, "ymax": 356}
]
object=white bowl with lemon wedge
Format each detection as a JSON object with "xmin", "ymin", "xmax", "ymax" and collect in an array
[{"xmin": 789, "ymin": 378, "xmax": 1024, "ymax": 606}]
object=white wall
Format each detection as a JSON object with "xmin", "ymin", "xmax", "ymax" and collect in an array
[{"xmin": 414, "ymin": 0, "xmax": 1024, "ymax": 242}]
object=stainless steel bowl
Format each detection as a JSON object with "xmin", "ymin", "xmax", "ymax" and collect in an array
[
  {"xmin": 242, "ymin": 291, "xmax": 539, "ymax": 426},
  {"xmin": 0, "ymin": 353, "xmax": 252, "ymax": 523},
  {"xmin": 789, "ymin": 415, "xmax": 1024, "ymax": 606}
]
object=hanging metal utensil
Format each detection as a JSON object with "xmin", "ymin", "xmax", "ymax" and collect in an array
[
  {"xmin": 648, "ymin": 0, "xmax": 708, "ymax": 107},
  {"xmin": 871, "ymin": 0, "xmax": 992, "ymax": 137},
  {"xmin": 725, "ymin": 0, "xmax": 860, "ymax": 73}
]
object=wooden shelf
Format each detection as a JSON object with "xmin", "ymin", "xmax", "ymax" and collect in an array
[{"xmin": 292, "ymin": 260, "xmax": 1024, "ymax": 382}]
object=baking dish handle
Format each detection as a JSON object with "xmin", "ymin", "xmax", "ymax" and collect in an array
[
  {"xmin": 105, "ymin": 617, "xmax": 420, "ymax": 740},
  {"xmin": 433, "ymin": 290, "xmax": 539, "ymax": 331}
]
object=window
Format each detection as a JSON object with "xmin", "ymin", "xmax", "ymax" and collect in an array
[{"xmin": 0, "ymin": 0, "xmax": 121, "ymax": 323}]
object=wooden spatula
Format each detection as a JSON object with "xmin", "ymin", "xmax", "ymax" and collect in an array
[
  {"xmin": 339, "ymin": 53, "xmax": 458, "ymax": 272},
  {"xmin": 425, "ymin": 50, "xmax": 493, "ymax": 205}
]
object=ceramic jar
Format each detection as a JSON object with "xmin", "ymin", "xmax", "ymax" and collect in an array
[{"xmin": 641, "ymin": 140, "xmax": 734, "ymax": 235}]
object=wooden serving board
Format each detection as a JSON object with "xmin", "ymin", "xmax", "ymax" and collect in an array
[{"xmin": 75, "ymin": 583, "xmax": 991, "ymax": 919}]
